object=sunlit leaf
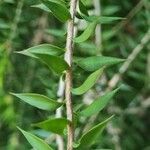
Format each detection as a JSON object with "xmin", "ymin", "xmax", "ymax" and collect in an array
[
  {"xmin": 41, "ymin": 0, "xmax": 70, "ymax": 22},
  {"xmin": 72, "ymin": 68, "xmax": 104, "ymax": 95},
  {"xmin": 76, "ymin": 56, "xmax": 124, "ymax": 71},
  {"xmin": 79, "ymin": 88, "xmax": 119, "ymax": 117},
  {"xmin": 32, "ymin": 118, "xmax": 70, "ymax": 135},
  {"xmin": 16, "ymin": 44, "xmax": 64, "ymax": 57},
  {"xmin": 74, "ymin": 116, "xmax": 114, "ymax": 149},
  {"xmin": 16, "ymin": 47, "xmax": 69, "ymax": 74},
  {"xmin": 18, "ymin": 127, "xmax": 53, "ymax": 150},
  {"xmin": 11, "ymin": 93, "xmax": 63, "ymax": 111},
  {"xmin": 33, "ymin": 54, "xmax": 69, "ymax": 74},
  {"xmin": 74, "ymin": 21, "xmax": 97, "ymax": 43},
  {"xmin": 31, "ymin": 3, "xmax": 51, "ymax": 12},
  {"xmin": 82, "ymin": 15, "xmax": 124, "ymax": 24},
  {"xmin": 97, "ymin": 16, "xmax": 124, "ymax": 24},
  {"xmin": 79, "ymin": 0, "xmax": 89, "ymax": 16}
]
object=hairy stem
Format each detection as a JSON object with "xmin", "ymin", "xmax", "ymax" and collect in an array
[{"xmin": 65, "ymin": 0, "xmax": 77, "ymax": 150}]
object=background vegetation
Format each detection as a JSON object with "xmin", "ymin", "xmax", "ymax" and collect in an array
[{"xmin": 0, "ymin": 0, "xmax": 149, "ymax": 149}]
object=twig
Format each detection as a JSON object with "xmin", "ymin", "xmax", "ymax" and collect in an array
[
  {"xmin": 23, "ymin": 13, "xmax": 48, "ymax": 92},
  {"xmin": 94, "ymin": 0, "xmax": 102, "ymax": 50},
  {"xmin": 56, "ymin": 77, "xmax": 65, "ymax": 150},
  {"xmin": 113, "ymin": 0, "xmax": 145, "ymax": 31},
  {"xmin": 65, "ymin": 0, "xmax": 77, "ymax": 149},
  {"xmin": 6, "ymin": 0, "xmax": 24, "ymax": 54},
  {"xmin": 108, "ymin": 29, "xmax": 150, "ymax": 90}
]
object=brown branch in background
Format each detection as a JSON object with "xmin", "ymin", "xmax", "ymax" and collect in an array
[
  {"xmin": 23, "ymin": 13, "xmax": 48, "ymax": 92},
  {"xmin": 65, "ymin": 0, "xmax": 77, "ymax": 150},
  {"xmin": 113, "ymin": 0, "xmax": 145, "ymax": 31},
  {"xmin": 108, "ymin": 29, "xmax": 150, "ymax": 91},
  {"xmin": 56, "ymin": 77, "xmax": 65, "ymax": 150},
  {"xmin": 94, "ymin": 0, "xmax": 102, "ymax": 50},
  {"xmin": 106, "ymin": 29, "xmax": 150, "ymax": 150},
  {"xmin": 5, "ymin": 0, "xmax": 24, "ymax": 54},
  {"xmin": 83, "ymin": 0, "xmax": 103, "ymax": 106},
  {"xmin": 81, "ymin": 23, "xmax": 149, "ymax": 150},
  {"xmin": 31, "ymin": 13, "xmax": 48, "ymax": 45}
]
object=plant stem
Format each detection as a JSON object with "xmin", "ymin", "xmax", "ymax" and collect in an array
[
  {"xmin": 94, "ymin": 0, "xmax": 102, "ymax": 50},
  {"xmin": 56, "ymin": 77, "xmax": 65, "ymax": 150},
  {"xmin": 65, "ymin": 0, "xmax": 77, "ymax": 150}
]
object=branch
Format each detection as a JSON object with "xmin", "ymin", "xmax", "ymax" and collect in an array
[
  {"xmin": 108, "ymin": 29, "xmax": 150, "ymax": 90},
  {"xmin": 65, "ymin": 0, "xmax": 77, "ymax": 150},
  {"xmin": 6, "ymin": 0, "xmax": 24, "ymax": 54},
  {"xmin": 56, "ymin": 77, "xmax": 65, "ymax": 150},
  {"xmin": 113, "ymin": 0, "xmax": 145, "ymax": 31},
  {"xmin": 94, "ymin": 0, "xmax": 102, "ymax": 50}
]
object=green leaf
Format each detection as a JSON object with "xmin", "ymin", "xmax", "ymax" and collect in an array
[
  {"xmin": 16, "ymin": 44, "xmax": 68, "ymax": 74},
  {"xmin": 18, "ymin": 127, "xmax": 53, "ymax": 150},
  {"xmin": 72, "ymin": 68, "xmax": 104, "ymax": 95},
  {"xmin": 96, "ymin": 16, "xmax": 124, "ymax": 24},
  {"xmin": 41, "ymin": 0, "xmax": 70, "ymax": 22},
  {"xmin": 33, "ymin": 54, "xmax": 69, "ymax": 74},
  {"xmin": 11, "ymin": 93, "xmax": 63, "ymax": 111},
  {"xmin": 31, "ymin": 3, "xmax": 51, "ymax": 12},
  {"xmin": 74, "ymin": 21, "xmax": 97, "ymax": 43},
  {"xmin": 74, "ymin": 116, "xmax": 114, "ymax": 149},
  {"xmin": 46, "ymin": 29, "xmax": 66, "ymax": 38},
  {"xmin": 32, "ymin": 118, "xmax": 69, "ymax": 135},
  {"xmin": 16, "ymin": 44, "xmax": 65, "ymax": 57},
  {"xmin": 76, "ymin": 56, "xmax": 124, "ymax": 71},
  {"xmin": 79, "ymin": 0, "xmax": 89, "ymax": 16},
  {"xmin": 82, "ymin": 15, "xmax": 124, "ymax": 24},
  {"xmin": 79, "ymin": 89, "xmax": 119, "ymax": 117}
]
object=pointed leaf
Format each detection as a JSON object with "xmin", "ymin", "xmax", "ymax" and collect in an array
[
  {"xmin": 18, "ymin": 127, "xmax": 53, "ymax": 150},
  {"xmin": 74, "ymin": 21, "xmax": 97, "ymax": 43},
  {"xmin": 74, "ymin": 116, "xmax": 114, "ymax": 149},
  {"xmin": 31, "ymin": 4, "xmax": 51, "ymax": 12},
  {"xmin": 82, "ymin": 15, "xmax": 124, "ymax": 24},
  {"xmin": 79, "ymin": 89, "xmax": 119, "ymax": 117},
  {"xmin": 16, "ymin": 44, "xmax": 65, "ymax": 57},
  {"xmin": 33, "ymin": 54, "xmax": 69, "ymax": 74},
  {"xmin": 97, "ymin": 16, "xmax": 124, "ymax": 24},
  {"xmin": 76, "ymin": 56, "xmax": 124, "ymax": 71},
  {"xmin": 72, "ymin": 68, "xmax": 104, "ymax": 95},
  {"xmin": 16, "ymin": 45, "xmax": 69, "ymax": 75},
  {"xmin": 41, "ymin": 0, "xmax": 70, "ymax": 22},
  {"xmin": 11, "ymin": 93, "xmax": 63, "ymax": 111},
  {"xmin": 32, "ymin": 118, "xmax": 69, "ymax": 135},
  {"xmin": 79, "ymin": 0, "xmax": 89, "ymax": 16}
]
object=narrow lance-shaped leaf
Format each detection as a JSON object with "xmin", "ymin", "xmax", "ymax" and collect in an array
[
  {"xmin": 16, "ymin": 45, "xmax": 69, "ymax": 75},
  {"xmin": 74, "ymin": 116, "xmax": 114, "ymax": 149},
  {"xmin": 16, "ymin": 44, "xmax": 65, "ymax": 57},
  {"xmin": 11, "ymin": 93, "xmax": 63, "ymax": 111},
  {"xmin": 34, "ymin": 54, "xmax": 69, "ymax": 75},
  {"xmin": 82, "ymin": 15, "xmax": 124, "ymax": 24},
  {"xmin": 31, "ymin": 3, "xmax": 51, "ymax": 12},
  {"xmin": 18, "ymin": 127, "xmax": 53, "ymax": 150},
  {"xmin": 97, "ymin": 16, "xmax": 124, "ymax": 24},
  {"xmin": 74, "ymin": 21, "xmax": 97, "ymax": 43},
  {"xmin": 79, "ymin": 88, "xmax": 119, "ymax": 117},
  {"xmin": 72, "ymin": 68, "xmax": 104, "ymax": 95},
  {"xmin": 79, "ymin": 0, "xmax": 89, "ymax": 16},
  {"xmin": 75, "ymin": 56, "xmax": 124, "ymax": 71},
  {"xmin": 32, "ymin": 118, "xmax": 70, "ymax": 135},
  {"xmin": 41, "ymin": 0, "xmax": 70, "ymax": 22}
]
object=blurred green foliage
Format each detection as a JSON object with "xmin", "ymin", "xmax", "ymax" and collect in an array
[{"xmin": 0, "ymin": 0, "xmax": 149, "ymax": 149}]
